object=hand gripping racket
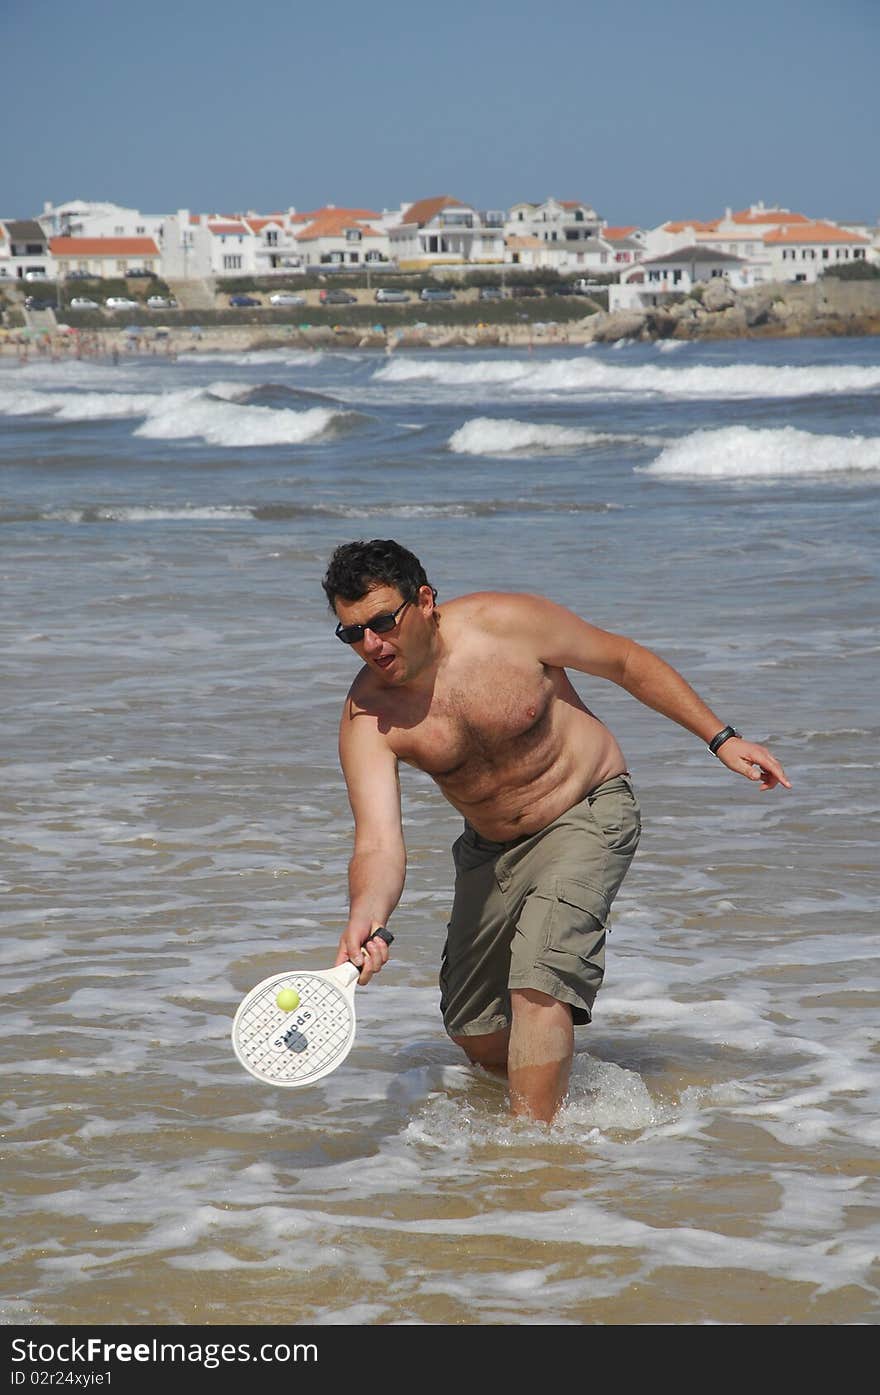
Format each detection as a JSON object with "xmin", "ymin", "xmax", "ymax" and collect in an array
[{"xmin": 231, "ymin": 928, "xmax": 394, "ymax": 1087}]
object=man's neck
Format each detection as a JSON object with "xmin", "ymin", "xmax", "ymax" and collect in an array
[{"xmin": 402, "ymin": 619, "xmax": 446, "ymax": 694}]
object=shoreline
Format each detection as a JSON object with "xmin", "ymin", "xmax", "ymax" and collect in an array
[{"xmin": 2, "ymin": 279, "xmax": 879, "ymax": 360}]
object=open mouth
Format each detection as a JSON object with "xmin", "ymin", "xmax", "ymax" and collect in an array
[{"xmin": 373, "ymin": 653, "xmax": 395, "ymax": 671}]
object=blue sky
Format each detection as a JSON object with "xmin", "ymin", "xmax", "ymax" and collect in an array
[{"xmin": 3, "ymin": 0, "xmax": 877, "ymax": 226}]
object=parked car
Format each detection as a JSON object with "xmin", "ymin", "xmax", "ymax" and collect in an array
[
  {"xmin": 419, "ymin": 287, "xmax": 456, "ymax": 302},
  {"xmin": 374, "ymin": 288, "xmax": 411, "ymax": 303},
  {"xmin": 478, "ymin": 286, "xmax": 505, "ymax": 301},
  {"xmin": 319, "ymin": 289, "xmax": 357, "ymax": 305},
  {"xmin": 229, "ymin": 294, "xmax": 261, "ymax": 307},
  {"xmin": 25, "ymin": 297, "xmax": 53, "ymax": 310},
  {"xmin": 268, "ymin": 292, "xmax": 306, "ymax": 306},
  {"xmin": 572, "ymin": 278, "xmax": 603, "ymax": 293},
  {"xmin": 147, "ymin": 295, "xmax": 177, "ymax": 309},
  {"xmin": 24, "ymin": 269, "xmax": 49, "ymax": 282},
  {"xmin": 105, "ymin": 297, "xmax": 139, "ymax": 309},
  {"xmin": 66, "ymin": 269, "xmax": 98, "ymax": 280},
  {"xmin": 127, "ymin": 268, "xmax": 155, "ymax": 279},
  {"xmin": 70, "ymin": 296, "xmax": 100, "ymax": 309},
  {"xmin": 510, "ymin": 284, "xmax": 542, "ymax": 298}
]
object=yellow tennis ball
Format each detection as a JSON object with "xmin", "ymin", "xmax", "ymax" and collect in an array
[{"xmin": 275, "ymin": 988, "xmax": 300, "ymax": 1012}]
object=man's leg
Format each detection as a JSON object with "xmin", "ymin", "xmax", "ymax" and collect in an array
[
  {"xmin": 451, "ymin": 990, "xmax": 574, "ymax": 1123},
  {"xmin": 450, "ymin": 1027, "xmax": 510, "ymax": 1075},
  {"xmin": 507, "ymin": 989, "xmax": 573, "ymax": 1123}
]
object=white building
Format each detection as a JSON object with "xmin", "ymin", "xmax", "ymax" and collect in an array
[
  {"xmin": 762, "ymin": 221, "xmax": 871, "ymax": 283},
  {"xmin": 640, "ymin": 204, "xmax": 871, "ymax": 286},
  {"xmin": 39, "ymin": 200, "xmax": 165, "ymax": 244},
  {"xmin": 600, "ymin": 225, "xmax": 647, "ymax": 271},
  {"xmin": 291, "ymin": 207, "xmax": 392, "ymax": 268},
  {"xmin": 504, "ymin": 198, "xmax": 608, "ymax": 273},
  {"xmin": 389, "ymin": 196, "xmax": 505, "ymax": 269},
  {"xmin": 50, "ymin": 235, "xmax": 160, "ymax": 278},
  {"xmin": 0, "ymin": 219, "xmax": 53, "ymax": 279},
  {"xmin": 610, "ymin": 245, "xmax": 752, "ymax": 311}
]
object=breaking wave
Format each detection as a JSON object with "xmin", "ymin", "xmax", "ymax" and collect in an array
[
  {"xmin": 375, "ymin": 354, "xmax": 880, "ymax": 400},
  {"xmin": 0, "ymin": 380, "xmax": 356, "ymax": 446},
  {"xmin": 642, "ymin": 426, "xmax": 880, "ymax": 479},
  {"xmin": 448, "ymin": 416, "xmax": 664, "ymax": 455}
]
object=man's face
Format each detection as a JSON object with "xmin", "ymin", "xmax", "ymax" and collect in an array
[{"xmin": 333, "ymin": 584, "xmax": 433, "ymax": 685}]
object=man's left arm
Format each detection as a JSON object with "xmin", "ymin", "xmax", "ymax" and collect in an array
[
  {"xmin": 506, "ymin": 594, "xmax": 792, "ymax": 791},
  {"xmin": 608, "ymin": 635, "xmax": 791, "ymax": 790}
]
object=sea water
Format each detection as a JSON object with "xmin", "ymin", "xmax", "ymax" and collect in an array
[{"xmin": 1, "ymin": 333, "xmax": 878, "ymax": 1325}]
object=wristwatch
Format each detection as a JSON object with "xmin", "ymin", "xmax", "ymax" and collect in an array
[{"xmin": 708, "ymin": 725, "xmax": 740, "ymax": 755}]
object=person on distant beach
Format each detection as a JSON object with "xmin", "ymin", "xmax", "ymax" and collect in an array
[{"xmin": 322, "ymin": 538, "xmax": 791, "ymax": 1123}]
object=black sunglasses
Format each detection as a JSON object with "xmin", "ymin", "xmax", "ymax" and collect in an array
[{"xmin": 335, "ymin": 597, "xmax": 411, "ymax": 645}]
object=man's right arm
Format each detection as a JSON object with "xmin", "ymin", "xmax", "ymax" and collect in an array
[{"xmin": 336, "ymin": 693, "xmax": 406, "ymax": 982}]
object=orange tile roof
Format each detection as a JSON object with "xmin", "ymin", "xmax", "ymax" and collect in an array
[
  {"xmin": 602, "ymin": 226, "xmax": 639, "ymax": 239},
  {"xmin": 208, "ymin": 222, "xmax": 248, "ymax": 235},
  {"xmin": 698, "ymin": 228, "xmax": 764, "ymax": 239},
  {"xmin": 731, "ymin": 207, "xmax": 811, "ymax": 225},
  {"xmin": 292, "ymin": 206, "xmax": 380, "ymax": 224},
  {"xmin": 50, "ymin": 236, "xmax": 159, "ymax": 256},
  {"xmin": 401, "ymin": 195, "xmax": 467, "ymax": 227},
  {"xmin": 764, "ymin": 221, "xmax": 868, "ymax": 244},
  {"xmin": 663, "ymin": 219, "xmax": 720, "ymax": 233},
  {"xmin": 296, "ymin": 212, "xmax": 383, "ymax": 241}
]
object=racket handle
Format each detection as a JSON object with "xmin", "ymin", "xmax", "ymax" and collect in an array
[{"xmin": 368, "ymin": 927, "xmax": 394, "ymax": 947}]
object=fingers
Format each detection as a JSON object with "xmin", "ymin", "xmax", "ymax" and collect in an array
[
  {"xmin": 355, "ymin": 931, "xmax": 391, "ymax": 984},
  {"xmin": 339, "ymin": 925, "xmax": 392, "ymax": 984},
  {"xmin": 723, "ymin": 741, "xmax": 792, "ymax": 790}
]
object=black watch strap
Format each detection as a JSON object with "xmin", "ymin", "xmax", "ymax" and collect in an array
[{"xmin": 708, "ymin": 725, "xmax": 740, "ymax": 755}]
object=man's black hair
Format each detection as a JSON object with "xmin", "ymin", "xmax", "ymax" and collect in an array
[{"xmin": 322, "ymin": 539, "xmax": 433, "ymax": 610}]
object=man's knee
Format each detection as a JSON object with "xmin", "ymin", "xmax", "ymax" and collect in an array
[
  {"xmin": 510, "ymin": 989, "xmax": 573, "ymax": 1064},
  {"xmin": 511, "ymin": 987, "xmax": 573, "ymax": 1024},
  {"xmin": 450, "ymin": 1027, "xmax": 510, "ymax": 1069}
]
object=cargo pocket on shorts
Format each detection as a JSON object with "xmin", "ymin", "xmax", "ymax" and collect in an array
[{"xmin": 526, "ymin": 879, "xmax": 610, "ymax": 1022}]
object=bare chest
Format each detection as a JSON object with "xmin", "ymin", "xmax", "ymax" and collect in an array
[{"xmin": 388, "ymin": 658, "xmax": 556, "ymax": 779}]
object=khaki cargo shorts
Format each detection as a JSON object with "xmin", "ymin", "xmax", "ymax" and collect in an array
[{"xmin": 439, "ymin": 775, "xmax": 641, "ymax": 1037}]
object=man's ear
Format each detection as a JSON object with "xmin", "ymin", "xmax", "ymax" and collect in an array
[{"xmin": 418, "ymin": 584, "xmax": 437, "ymax": 613}]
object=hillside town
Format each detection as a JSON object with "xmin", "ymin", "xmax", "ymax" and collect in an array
[{"xmin": 2, "ymin": 194, "xmax": 877, "ymax": 301}]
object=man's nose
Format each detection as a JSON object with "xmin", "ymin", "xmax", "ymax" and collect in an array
[{"xmin": 362, "ymin": 626, "xmax": 383, "ymax": 654}]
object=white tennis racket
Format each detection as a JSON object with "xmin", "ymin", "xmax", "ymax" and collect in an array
[{"xmin": 231, "ymin": 928, "xmax": 393, "ymax": 1087}]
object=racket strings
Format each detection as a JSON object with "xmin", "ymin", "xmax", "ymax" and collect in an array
[{"xmin": 235, "ymin": 976, "xmax": 355, "ymax": 1084}]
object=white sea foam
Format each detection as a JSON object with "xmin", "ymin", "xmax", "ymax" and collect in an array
[
  {"xmin": 48, "ymin": 505, "xmax": 257, "ymax": 523},
  {"xmin": 135, "ymin": 394, "xmax": 346, "ymax": 445},
  {"xmin": 448, "ymin": 416, "xmax": 663, "ymax": 455},
  {"xmin": 179, "ymin": 349, "xmax": 323, "ymax": 367},
  {"xmin": 642, "ymin": 425, "xmax": 880, "ymax": 478},
  {"xmin": 0, "ymin": 386, "xmax": 169, "ymax": 419},
  {"xmin": 375, "ymin": 354, "xmax": 880, "ymax": 400},
  {"xmin": 0, "ymin": 377, "xmax": 343, "ymax": 445}
]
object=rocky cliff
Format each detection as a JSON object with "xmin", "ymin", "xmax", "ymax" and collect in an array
[{"xmin": 585, "ymin": 277, "xmax": 880, "ymax": 344}]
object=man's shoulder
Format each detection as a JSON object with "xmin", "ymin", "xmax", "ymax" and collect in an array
[
  {"xmin": 345, "ymin": 664, "xmax": 382, "ymax": 712},
  {"xmin": 444, "ymin": 590, "xmax": 557, "ymax": 629}
]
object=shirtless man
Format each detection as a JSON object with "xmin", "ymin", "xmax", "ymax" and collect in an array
[{"xmin": 323, "ymin": 539, "xmax": 791, "ymax": 1124}]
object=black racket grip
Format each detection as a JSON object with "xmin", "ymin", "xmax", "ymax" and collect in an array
[{"xmin": 368, "ymin": 927, "xmax": 394, "ymax": 946}]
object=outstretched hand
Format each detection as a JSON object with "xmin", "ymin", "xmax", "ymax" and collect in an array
[{"xmin": 717, "ymin": 737, "xmax": 792, "ymax": 791}]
